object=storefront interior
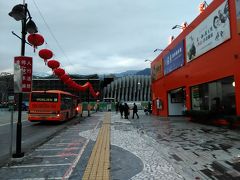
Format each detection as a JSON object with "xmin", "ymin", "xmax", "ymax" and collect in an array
[
  {"xmin": 168, "ymin": 87, "xmax": 186, "ymax": 116},
  {"xmin": 191, "ymin": 76, "xmax": 236, "ymax": 115}
]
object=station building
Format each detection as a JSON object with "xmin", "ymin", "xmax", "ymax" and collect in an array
[
  {"xmin": 103, "ymin": 75, "xmax": 151, "ymax": 102},
  {"xmin": 151, "ymin": 0, "xmax": 240, "ymax": 116}
]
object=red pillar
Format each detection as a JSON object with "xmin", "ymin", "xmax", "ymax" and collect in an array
[{"xmin": 234, "ymin": 75, "xmax": 240, "ymax": 116}]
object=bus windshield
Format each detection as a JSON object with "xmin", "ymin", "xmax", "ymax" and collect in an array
[{"xmin": 31, "ymin": 93, "xmax": 58, "ymax": 102}]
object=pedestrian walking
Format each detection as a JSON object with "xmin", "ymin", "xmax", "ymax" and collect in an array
[
  {"xmin": 115, "ymin": 101, "xmax": 119, "ymax": 114},
  {"xmin": 147, "ymin": 101, "xmax": 152, "ymax": 115},
  {"xmin": 132, "ymin": 103, "xmax": 139, "ymax": 119},
  {"xmin": 124, "ymin": 103, "xmax": 129, "ymax": 119},
  {"xmin": 119, "ymin": 102, "xmax": 124, "ymax": 118}
]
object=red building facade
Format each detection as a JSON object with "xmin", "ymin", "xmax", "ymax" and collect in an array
[{"xmin": 151, "ymin": 0, "xmax": 240, "ymax": 116}]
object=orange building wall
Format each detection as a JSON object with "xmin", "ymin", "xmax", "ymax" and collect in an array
[{"xmin": 151, "ymin": 0, "xmax": 240, "ymax": 116}]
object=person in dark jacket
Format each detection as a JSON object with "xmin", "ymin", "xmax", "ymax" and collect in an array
[
  {"xmin": 124, "ymin": 103, "xmax": 129, "ymax": 119},
  {"xmin": 132, "ymin": 103, "xmax": 139, "ymax": 119},
  {"xmin": 119, "ymin": 102, "xmax": 124, "ymax": 118},
  {"xmin": 147, "ymin": 101, "xmax": 152, "ymax": 114}
]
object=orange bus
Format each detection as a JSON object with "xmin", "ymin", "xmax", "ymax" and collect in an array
[{"xmin": 28, "ymin": 90, "xmax": 79, "ymax": 122}]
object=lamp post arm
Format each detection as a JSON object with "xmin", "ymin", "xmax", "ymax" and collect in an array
[{"xmin": 11, "ymin": 31, "xmax": 32, "ymax": 46}]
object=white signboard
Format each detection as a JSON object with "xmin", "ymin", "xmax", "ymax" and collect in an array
[
  {"xmin": 14, "ymin": 63, "xmax": 22, "ymax": 93},
  {"xmin": 186, "ymin": 0, "xmax": 230, "ymax": 62}
]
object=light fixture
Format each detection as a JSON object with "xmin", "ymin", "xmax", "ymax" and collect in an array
[
  {"xmin": 145, "ymin": 59, "xmax": 152, "ymax": 63},
  {"xmin": 153, "ymin": 48, "xmax": 164, "ymax": 52},
  {"xmin": 203, "ymin": 1, "xmax": 208, "ymax": 6},
  {"xmin": 232, "ymin": 81, "xmax": 235, "ymax": 87},
  {"xmin": 172, "ymin": 22, "xmax": 188, "ymax": 30},
  {"xmin": 26, "ymin": 19, "xmax": 38, "ymax": 34},
  {"xmin": 9, "ymin": 3, "xmax": 38, "ymax": 34},
  {"xmin": 172, "ymin": 25, "xmax": 183, "ymax": 30},
  {"xmin": 9, "ymin": 4, "xmax": 26, "ymax": 21},
  {"xmin": 154, "ymin": 48, "xmax": 170, "ymax": 53}
]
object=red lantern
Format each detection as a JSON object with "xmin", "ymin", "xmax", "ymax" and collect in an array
[
  {"xmin": 27, "ymin": 33, "xmax": 44, "ymax": 52},
  {"xmin": 47, "ymin": 60, "xmax": 60, "ymax": 69},
  {"xmin": 86, "ymin": 82, "xmax": 100, "ymax": 98},
  {"xmin": 39, "ymin": 49, "xmax": 53, "ymax": 64},
  {"xmin": 60, "ymin": 74, "xmax": 70, "ymax": 82},
  {"xmin": 54, "ymin": 68, "xmax": 65, "ymax": 77},
  {"xmin": 76, "ymin": 85, "xmax": 84, "ymax": 91},
  {"xmin": 81, "ymin": 83, "xmax": 89, "ymax": 91},
  {"xmin": 95, "ymin": 92, "xmax": 100, "ymax": 97},
  {"xmin": 71, "ymin": 82, "xmax": 78, "ymax": 90},
  {"xmin": 65, "ymin": 78, "xmax": 73, "ymax": 85},
  {"xmin": 67, "ymin": 82, "xmax": 75, "ymax": 88}
]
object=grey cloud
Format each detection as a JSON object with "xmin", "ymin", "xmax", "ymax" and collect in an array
[{"xmin": 1, "ymin": 0, "xmax": 212, "ymax": 74}]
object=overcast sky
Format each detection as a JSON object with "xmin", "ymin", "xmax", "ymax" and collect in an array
[{"xmin": 0, "ymin": 0, "xmax": 212, "ymax": 75}]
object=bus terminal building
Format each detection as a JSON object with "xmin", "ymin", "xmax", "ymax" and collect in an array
[{"xmin": 151, "ymin": 0, "xmax": 240, "ymax": 117}]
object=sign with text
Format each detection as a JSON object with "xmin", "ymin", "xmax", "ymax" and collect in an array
[
  {"xmin": 14, "ymin": 56, "xmax": 33, "ymax": 93},
  {"xmin": 186, "ymin": 0, "xmax": 230, "ymax": 62},
  {"xmin": 163, "ymin": 40, "xmax": 184, "ymax": 75}
]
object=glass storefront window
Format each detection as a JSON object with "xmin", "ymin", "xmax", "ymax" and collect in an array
[{"xmin": 191, "ymin": 76, "xmax": 236, "ymax": 115}]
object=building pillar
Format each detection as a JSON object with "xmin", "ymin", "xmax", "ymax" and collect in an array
[{"xmin": 185, "ymin": 86, "xmax": 191, "ymax": 111}]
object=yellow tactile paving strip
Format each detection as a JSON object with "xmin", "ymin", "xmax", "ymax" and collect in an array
[{"xmin": 82, "ymin": 112, "xmax": 111, "ymax": 180}]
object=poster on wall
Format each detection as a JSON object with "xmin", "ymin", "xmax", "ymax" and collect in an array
[
  {"xmin": 186, "ymin": 0, "xmax": 230, "ymax": 62},
  {"xmin": 163, "ymin": 41, "xmax": 184, "ymax": 75},
  {"xmin": 151, "ymin": 60, "xmax": 163, "ymax": 81},
  {"xmin": 236, "ymin": 0, "xmax": 240, "ymax": 33}
]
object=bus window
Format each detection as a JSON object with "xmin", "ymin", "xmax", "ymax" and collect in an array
[{"xmin": 31, "ymin": 93, "xmax": 58, "ymax": 102}]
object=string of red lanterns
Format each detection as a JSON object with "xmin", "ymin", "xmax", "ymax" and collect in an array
[
  {"xmin": 27, "ymin": 33, "xmax": 44, "ymax": 52},
  {"xmin": 39, "ymin": 49, "xmax": 53, "ymax": 64},
  {"xmin": 27, "ymin": 33, "xmax": 100, "ymax": 98}
]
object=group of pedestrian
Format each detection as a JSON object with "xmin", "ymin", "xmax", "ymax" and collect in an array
[{"xmin": 116, "ymin": 101, "xmax": 139, "ymax": 119}]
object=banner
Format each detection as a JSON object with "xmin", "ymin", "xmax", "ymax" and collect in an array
[
  {"xmin": 151, "ymin": 60, "xmax": 163, "ymax": 81},
  {"xmin": 236, "ymin": 0, "xmax": 240, "ymax": 33},
  {"xmin": 14, "ymin": 56, "xmax": 33, "ymax": 93},
  {"xmin": 163, "ymin": 41, "xmax": 184, "ymax": 75},
  {"xmin": 186, "ymin": 0, "xmax": 230, "ymax": 62}
]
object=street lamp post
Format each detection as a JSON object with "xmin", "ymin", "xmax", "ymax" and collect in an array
[
  {"xmin": 137, "ymin": 82, "xmax": 141, "ymax": 102},
  {"xmin": 9, "ymin": 3, "xmax": 37, "ymax": 158}
]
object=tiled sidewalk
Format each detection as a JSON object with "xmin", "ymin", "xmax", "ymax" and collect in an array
[{"xmin": 109, "ymin": 112, "xmax": 240, "ymax": 179}]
